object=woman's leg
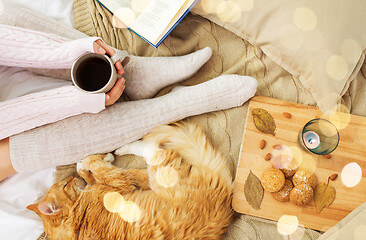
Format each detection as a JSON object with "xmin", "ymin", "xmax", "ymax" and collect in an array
[
  {"xmin": 0, "ymin": 138, "xmax": 16, "ymax": 181},
  {"xmin": 9, "ymin": 75, "xmax": 257, "ymax": 172}
]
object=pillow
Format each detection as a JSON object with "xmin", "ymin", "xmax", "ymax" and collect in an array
[
  {"xmin": 192, "ymin": 0, "xmax": 366, "ymax": 113},
  {"xmin": 317, "ymin": 201, "xmax": 366, "ymax": 240}
]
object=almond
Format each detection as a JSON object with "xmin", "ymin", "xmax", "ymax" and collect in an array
[
  {"xmin": 264, "ymin": 153, "xmax": 272, "ymax": 161},
  {"xmin": 323, "ymin": 154, "xmax": 332, "ymax": 159},
  {"xmin": 283, "ymin": 112, "xmax": 292, "ymax": 118},
  {"xmin": 272, "ymin": 144, "xmax": 282, "ymax": 150},
  {"xmin": 259, "ymin": 140, "xmax": 266, "ymax": 149},
  {"xmin": 329, "ymin": 173, "xmax": 338, "ymax": 181}
]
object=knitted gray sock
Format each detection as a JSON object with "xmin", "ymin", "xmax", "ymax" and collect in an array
[
  {"xmin": 9, "ymin": 75, "xmax": 257, "ymax": 172},
  {"xmin": 123, "ymin": 47, "xmax": 213, "ymax": 100}
]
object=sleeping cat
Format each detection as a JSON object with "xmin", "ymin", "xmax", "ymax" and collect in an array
[{"xmin": 27, "ymin": 123, "xmax": 234, "ymax": 239}]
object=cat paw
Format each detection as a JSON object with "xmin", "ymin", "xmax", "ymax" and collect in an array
[
  {"xmin": 76, "ymin": 161, "xmax": 86, "ymax": 172},
  {"xmin": 103, "ymin": 153, "xmax": 115, "ymax": 162},
  {"xmin": 115, "ymin": 145, "xmax": 130, "ymax": 156}
]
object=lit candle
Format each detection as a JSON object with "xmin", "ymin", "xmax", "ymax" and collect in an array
[{"xmin": 303, "ymin": 131, "xmax": 320, "ymax": 150}]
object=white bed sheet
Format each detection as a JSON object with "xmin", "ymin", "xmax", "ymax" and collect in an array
[
  {"xmin": 0, "ymin": 0, "xmax": 75, "ymax": 239},
  {"xmin": 0, "ymin": 168, "xmax": 56, "ymax": 240},
  {"xmin": 10, "ymin": 0, "xmax": 75, "ymax": 27}
]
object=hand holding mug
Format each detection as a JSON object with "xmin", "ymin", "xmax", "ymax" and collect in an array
[
  {"xmin": 72, "ymin": 39, "xmax": 125, "ymax": 106},
  {"xmin": 93, "ymin": 39, "xmax": 124, "ymax": 75},
  {"xmin": 93, "ymin": 39, "xmax": 125, "ymax": 106}
]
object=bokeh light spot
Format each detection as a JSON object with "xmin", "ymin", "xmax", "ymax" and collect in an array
[
  {"xmin": 216, "ymin": 1, "xmax": 242, "ymax": 23},
  {"xmin": 277, "ymin": 215, "xmax": 299, "ymax": 236},
  {"xmin": 326, "ymin": 55, "xmax": 348, "ymax": 81},
  {"xmin": 233, "ymin": 0, "xmax": 253, "ymax": 12},
  {"xmin": 293, "ymin": 7, "xmax": 317, "ymax": 31},
  {"xmin": 354, "ymin": 224, "xmax": 366, "ymax": 240},
  {"xmin": 341, "ymin": 162, "xmax": 362, "ymax": 188},
  {"xmin": 199, "ymin": 0, "xmax": 224, "ymax": 14},
  {"xmin": 323, "ymin": 104, "xmax": 351, "ymax": 130},
  {"xmin": 143, "ymin": 145, "xmax": 163, "ymax": 165},
  {"xmin": 298, "ymin": 154, "xmax": 316, "ymax": 174},
  {"xmin": 112, "ymin": 7, "xmax": 136, "ymax": 29},
  {"xmin": 131, "ymin": 0, "xmax": 152, "ymax": 13},
  {"xmin": 270, "ymin": 145, "xmax": 293, "ymax": 169},
  {"xmin": 279, "ymin": 25, "xmax": 303, "ymax": 51},
  {"xmin": 287, "ymin": 224, "xmax": 306, "ymax": 240},
  {"xmin": 315, "ymin": 118, "xmax": 339, "ymax": 139},
  {"xmin": 104, "ymin": 192, "xmax": 125, "ymax": 213},
  {"xmin": 156, "ymin": 166, "xmax": 179, "ymax": 188},
  {"xmin": 289, "ymin": 146, "xmax": 303, "ymax": 166},
  {"xmin": 341, "ymin": 39, "xmax": 362, "ymax": 64},
  {"xmin": 119, "ymin": 201, "xmax": 142, "ymax": 223}
]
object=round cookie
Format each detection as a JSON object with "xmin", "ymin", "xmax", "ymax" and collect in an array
[
  {"xmin": 290, "ymin": 183, "xmax": 314, "ymax": 206},
  {"xmin": 271, "ymin": 179, "xmax": 293, "ymax": 202},
  {"xmin": 292, "ymin": 169, "xmax": 317, "ymax": 189},
  {"xmin": 261, "ymin": 168, "xmax": 285, "ymax": 192},
  {"xmin": 281, "ymin": 161, "xmax": 298, "ymax": 178}
]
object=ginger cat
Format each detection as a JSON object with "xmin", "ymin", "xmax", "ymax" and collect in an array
[{"xmin": 27, "ymin": 123, "xmax": 234, "ymax": 239}]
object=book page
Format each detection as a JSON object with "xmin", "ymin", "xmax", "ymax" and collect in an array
[
  {"xmin": 97, "ymin": 0, "xmax": 131, "ymax": 13},
  {"xmin": 153, "ymin": 0, "xmax": 196, "ymax": 44},
  {"xmin": 130, "ymin": 0, "xmax": 188, "ymax": 44}
]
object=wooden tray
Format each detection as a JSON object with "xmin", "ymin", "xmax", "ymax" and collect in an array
[{"xmin": 233, "ymin": 96, "xmax": 366, "ymax": 232}]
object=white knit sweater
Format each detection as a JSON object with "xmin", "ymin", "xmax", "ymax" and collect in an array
[{"xmin": 0, "ymin": 24, "xmax": 105, "ymax": 139}]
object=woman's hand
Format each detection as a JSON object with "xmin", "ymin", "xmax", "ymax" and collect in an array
[
  {"xmin": 0, "ymin": 138, "xmax": 16, "ymax": 181},
  {"xmin": 93, "ymin": 39, "xmax": 125, "ymax": 106},
  {"xmin": 105, "ymin": 77, "xmax": 125, "ymax": 106}
]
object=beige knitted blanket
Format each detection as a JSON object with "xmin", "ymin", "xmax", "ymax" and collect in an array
[{"xmin": 47, "ymin": 0, "xmax": 363, "ymax": 238}]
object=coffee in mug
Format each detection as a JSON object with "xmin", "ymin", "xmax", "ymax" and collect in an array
[{"xmin": 71, "ymin": 52, "xmax": 128, "ymax": 93}]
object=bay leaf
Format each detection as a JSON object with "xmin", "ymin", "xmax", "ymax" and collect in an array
[
  {"xmin": 244, "ymin": 171, "xmax": 264, "ymax": 210},
  {"xmin": 314, "ymin": 182, "xmax": 336, "ymax": 213},
  {"xmin": 252, "ymin": 108, "xmax": 276, "ymax": 135}
]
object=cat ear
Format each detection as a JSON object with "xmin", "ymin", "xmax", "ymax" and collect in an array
[
  {"xmin": 37, "ymin": 202, "xmax": 60, "ymax": 216},
  {"xmin": 27, "ymin": 203, "xmax": 41, "ymax": 215}
]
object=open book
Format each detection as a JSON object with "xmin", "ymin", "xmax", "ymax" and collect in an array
[{"xmin": 97, "ymin": 0, "xmax": 199, "ymax": 48}]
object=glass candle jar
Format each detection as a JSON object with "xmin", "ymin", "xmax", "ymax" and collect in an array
[{"xmin": 298, "ymin": 118, "xmax": 339, "ymax": 155}]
